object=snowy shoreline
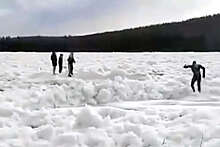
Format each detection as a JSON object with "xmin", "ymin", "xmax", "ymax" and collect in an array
[{"xmin": 0, "ymin": 52, "xmax": 220, "ymax": 147}]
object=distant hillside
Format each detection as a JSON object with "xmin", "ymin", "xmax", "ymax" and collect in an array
[{"xmin": 1, "ymin": 14, "xmax": 220, "ymax": 52}]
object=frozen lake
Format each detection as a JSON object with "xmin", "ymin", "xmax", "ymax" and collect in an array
[{"xmin": 0, "ymin": 52, "xmax": 220, "ymax": 147}]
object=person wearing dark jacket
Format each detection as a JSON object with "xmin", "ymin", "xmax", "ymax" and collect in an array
[
  {"xmin": 184, "ymin": 61, "xmax": 205, "ymax": 93},
  {"xmin": 67, "ymin": 52, "xmax": 75, "ymax": 77},
  {"xmin": 58, "ymin": 54, "xmax": 63, "ymax": 73},
  {"xmin": 51, "ymin": 52, "xmax": 57, "ymax": 75}
]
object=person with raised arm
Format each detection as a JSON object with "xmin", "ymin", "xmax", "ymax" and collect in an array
[{"xmin": 184, "ymin": 61, "xmax": 205, "ymax": 93}]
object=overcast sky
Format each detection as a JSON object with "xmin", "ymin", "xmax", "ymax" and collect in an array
[{"xmin": 0, "ymin": 0, "xmax": 220, "ymax": 36}]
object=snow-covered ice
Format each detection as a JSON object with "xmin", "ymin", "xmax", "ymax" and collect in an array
[{"xmin": 0, "ymin": 52, "xmax": 220, "ymax": 147}]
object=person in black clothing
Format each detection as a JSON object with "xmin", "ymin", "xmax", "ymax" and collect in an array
[
  {"xmin": 184, "ymin": 61, "xmax": 205, "ymax": 92},
  {"xmin": 67, "ymin": 52, "xmax": 75, "ymax": 77},
  {"xmin": 58, "ymin": 54, "xmax": 63, "ymax": 73},
  {"xmin": 51, "ymin": 52, "xmax": 57, "ymax": 75}
]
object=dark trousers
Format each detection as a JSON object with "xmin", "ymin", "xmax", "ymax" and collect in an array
[
  {"xmin": 53, "ymin": 66, "xmax": 56, "ymax": 75},
  {"xmin": 59, "ymin": 65, "xmax": 63, "ymax": 73},
  {"xmin": 68, "ymin": 64, "xmax": 73, "ymax": 76},
  {"xmin": 191, "ymin": 74, "xmax": 201, "ymax": 92}
]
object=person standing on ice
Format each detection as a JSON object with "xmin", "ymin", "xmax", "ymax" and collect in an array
[
  {"xmin": 58, "ymin": 54, "xmax": 63, "ymax": 73},
  {"xmin": 183, "ymin": 61, "xmax": 205, "ymax": 93},
  {"xmin": 67, "ymin": 52, "xmax": 75, "ymax": 77},
  {"xmin": 51, "ymin": 52, "xmax": 57, "ymax": 75}
]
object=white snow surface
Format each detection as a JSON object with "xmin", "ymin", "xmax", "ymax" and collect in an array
[{"xmin": 0, "ymin": 52, "xmax": 220, "ymax": 147}]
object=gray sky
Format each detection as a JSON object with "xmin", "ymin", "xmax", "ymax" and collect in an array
[{"xmin": 0, "ymin": 0, "xmax": 220, "ymax": 36}]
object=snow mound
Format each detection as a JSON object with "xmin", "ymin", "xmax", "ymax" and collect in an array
[
  {"xmin": 53, "ymin": 133, "xmax": 79, "ymax": 146},
  {"xmin": 74, "ymin": 106, "xmax": 104, "ymax": 128},
  {"xmin": 36, "ymin": 125, "xmax": 54, "ymax": 140},
  {"xmin": 116, "ymin": 132, "xmax": 143, "ymax": 147}
]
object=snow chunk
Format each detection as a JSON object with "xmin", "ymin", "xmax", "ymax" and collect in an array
[
  {"xmin": 53, "ymin": 133, "xmax": 80, "ymax": 146},
  {"xmin": 205, "ymin": 139, "xmax": 220, "ymax": 147},
  {"xmin": 82, "ymin": 82, "xmax": 96, "ymax": 99},
  {"xmin": 28, "ymin": 141, "xmax": 50, "ymax": 147},
  {"xmin": 0, "ymin": 127, "xmax": 17, "ymax": 139},
  {"xmin": 98, "ymin": 107, "xmax": 126, "ymax": 119},
  {"xmin": 141, "ymin": 127, "xmax": 160, "ymax": 147},
  {"xmin": 0, "ymin": 107, "xmax": 13, "ymax": 117},
  {"xmin": 36, "ymin": 125, "xmax": 54, "ymax": 140},
  {"xmin": 23, "ymin": 111, "xmax": 47, "ymax": 128},
  {"xmin": 74, "ymin": 106, "xmax": 104, "ymax": 128},
  {"xmin": 116, "ymin": 132, "xmax": 143, "ymax": 147},
  {"xmin": 96, "ymin": 88, "xmax": 112, "ymax": 104},
  {"xmin": 84, "ymin": 129, "xmax": 115, "ymax": 147}
]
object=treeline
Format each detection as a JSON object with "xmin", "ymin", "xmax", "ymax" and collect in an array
[{"xmin": 1, "ymin": 14, "xmax": 220, "ymax": 52}]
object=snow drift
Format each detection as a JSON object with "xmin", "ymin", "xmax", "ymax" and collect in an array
[{"xmin": 0, "ymin": 52, "xmax": 220, "ymax": 147}]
